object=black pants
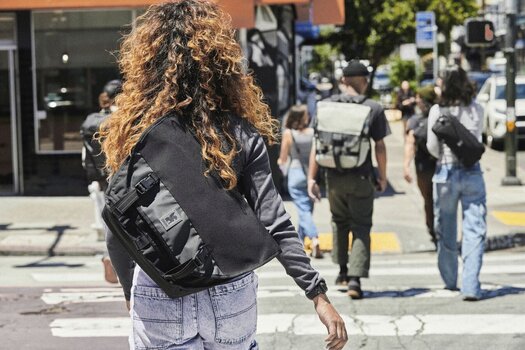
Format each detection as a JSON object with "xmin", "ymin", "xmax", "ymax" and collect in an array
[{"xmin": 416, "ymin": 169, "xmax": 436, "ymax": 242}]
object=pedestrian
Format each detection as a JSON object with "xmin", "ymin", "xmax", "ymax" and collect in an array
[
  {"xmin": 308, "ymin": 60, "xmax": 391, "ymax": 299},
  {"xmin": 80, "ymin": 80, "xmax": 122, "ymax": 284},
  {"xmin": 403, "ymin": 86, "xmax": 438, "ymax": 248},
  {"xmin": 396, "ymin": 80, "xmax": 416, "ymax": 131},
  {"xmin": 99, "ymin": 1, "xmax": 347, "ymax": 349},
  {"xmin": 426, "ymin": 66, "xmax": 487, "ymax": 301},
  {"xmin": 278, "ymin": 105, "xmax": 323, "ymax": 259}
]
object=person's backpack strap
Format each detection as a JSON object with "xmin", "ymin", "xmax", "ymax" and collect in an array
[{"xmin": 290, "ymin": 130, "xmax": 309, "ymax": 176}]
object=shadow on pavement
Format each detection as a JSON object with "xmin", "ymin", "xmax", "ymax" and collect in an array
[
  {"xmin": 336, "ymin": 287, "xmax": 430, "ymax": 298},
  {"xmin": 481, "ymin": 286, "xmax": 525, "ymax": 300},
  {"xmin": 14, "ymin": 256, "xmax": 85, "ymax": 269},
  {"xmin": 0, "ymin": 223, "xmax": 77, "ymax": 257}
]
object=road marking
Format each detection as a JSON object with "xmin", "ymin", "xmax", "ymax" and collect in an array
[
  {"xmin": 257, "ymin": 263, "xmax": 525, "ymax": 279},
  {"xmin": 49, "ymin": 314, "xmax": 525, "ymax": 338},
  {"xmin": 492, "ymin": 211, "xmax": 525, "ymax": 226},
  {"xmin": 32, "ymin": 273, "xmax": 103, "ymax": 282},
  {"xmin": 304, "ymin": 232, "xmax": 401, "ymax": 253},
  {"xmin": 42, "ymin": 290, "xmax": 124, "ymax": 305},
  {"xmin": 40, "ymin": 283, "xmax": 525, "ymax": 305}
]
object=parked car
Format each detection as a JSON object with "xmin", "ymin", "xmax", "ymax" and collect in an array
[
  {"xmin": 467, "ymin": 71, "xmax": 492, "ymax": 94},
  {"xmin": 477, "ymin": 75, "xmax": 525, "ymax": 149},
  {"xmin": 372, "ymin": 70, "xmax": 391, "ymax": 92}
]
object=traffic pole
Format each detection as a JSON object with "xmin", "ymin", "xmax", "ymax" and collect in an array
[{"xmin": 502, "ymin": 0, "xmax": 522, "ymax": 186}]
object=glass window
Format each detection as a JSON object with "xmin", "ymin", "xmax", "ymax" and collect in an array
[
  {"xmin": 33, "ymin": 10, "xmax": 133, "ymax": 153},
  {"xmin": 495, "ymin": 83, "xmax": 525, "ymax": 100},
  {"xmin": 0, "ymin": 13, "xmax": 16, "ymax": 44}
]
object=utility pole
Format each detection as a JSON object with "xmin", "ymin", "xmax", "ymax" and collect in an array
[{"xmin": 502, "ymin": 0, "xmax": 522, "ymax": 186}]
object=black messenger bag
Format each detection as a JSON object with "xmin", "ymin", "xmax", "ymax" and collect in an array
[
  {"xmin": 431, "ymin": 113, "xmax": 485, "ymax": 168},
  {"xmin": 102, "ymin": 115, "xmax": 281, "ymax": 298}
]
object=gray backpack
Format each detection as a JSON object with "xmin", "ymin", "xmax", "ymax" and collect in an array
[{"xmin": 314, "ymin": 96, "xmax": 371, "ymax": 171}]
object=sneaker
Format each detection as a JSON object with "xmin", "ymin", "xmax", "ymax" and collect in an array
[
  {"xmin": 310, "ymin": 243, "xmax": 324, "ymax": 259},
  {"xmin": 335, "ymin": 273, "xmax": 349, "ymax": 286},
  {"xmin": 347, "ymin": 278, "xmax": 363, "ymax": 299},
  {"xmin": 462, "ymin": 294, "xmax": 480, "ymax": 302}
]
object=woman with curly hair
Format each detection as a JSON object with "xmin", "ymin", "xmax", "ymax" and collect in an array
[{"xmin": 99, "ymin": 1, "xmax": 347, "ymax": 349}]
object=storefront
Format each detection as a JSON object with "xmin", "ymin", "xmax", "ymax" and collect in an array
[{"xmin": 0, "ymin": 0, "xmax": 344, "ymax": 195}]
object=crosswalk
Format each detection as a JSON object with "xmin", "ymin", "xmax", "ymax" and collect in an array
[{"xmin": 38, "ymin": 252, "xmax": 525, "ymax": 347}]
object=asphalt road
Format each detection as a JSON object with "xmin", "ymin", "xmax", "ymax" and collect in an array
[{"xmin": 1, "ymin": 250, "xmax": 524, "ymax": 350}]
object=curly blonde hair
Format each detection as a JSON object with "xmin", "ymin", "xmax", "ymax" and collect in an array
[{"xmin": 99, "ymin": 0, "xmax": 277, "ymax": 189}]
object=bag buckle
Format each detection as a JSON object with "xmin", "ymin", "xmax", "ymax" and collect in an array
[
  {"xmin": 136, "ymin": 173, "xmax": 159, "ymax": 195},
  {"xmin": 194, "ymin": 246, "xmax": 210, "ymax": 267}
]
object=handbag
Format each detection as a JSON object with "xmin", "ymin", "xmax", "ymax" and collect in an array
[{"xmin": 431, "ymin": 110, "xmax": 485, "ymax": 168}]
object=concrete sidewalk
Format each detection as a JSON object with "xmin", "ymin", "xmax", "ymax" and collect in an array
[{"xmin": 1, "ymin": 120, "xmax": 524, "ymax": 256}]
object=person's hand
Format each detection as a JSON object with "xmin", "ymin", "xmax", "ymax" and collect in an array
[
  {"xmin": 313, "ymin": 294, "xmax": 348, "ymax": 350},
  {"xmin": 403, "ymin": 167, "xmax": 413, "ymax": 183},
  {"xmin": 308, "ymin": 180, "xmax": 321, "ymax": 202},
  {"xmin": 376, "ymin": 177, "xmax": 387, "ymax": 193},
  {"xmin": 126, "ymin": 300, "xmax": 131, "ymax": 312}
]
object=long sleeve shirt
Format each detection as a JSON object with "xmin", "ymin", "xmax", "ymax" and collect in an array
[
  {"xmin": 426, "ymin": 102, "xmax": 484, "ymax": 164},
  {"xmin": 106, "ymin": 118, "xmax": 324, "ymax": 300}
]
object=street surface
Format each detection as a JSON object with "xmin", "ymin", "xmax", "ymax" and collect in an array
[
  {"xmin": 1, "ymin": 120, "xmax": 525, "ymax": 349},
  {"xmin": 1, "ymin": 250, "xmax": 524, "ymax": 350}
]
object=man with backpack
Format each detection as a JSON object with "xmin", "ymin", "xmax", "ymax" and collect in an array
[
  {"xmin": 307, "ymin": 61, "xmax": 390, "ymax": 299},
  {"xmin": 80, "ymin": 79, "xmax": 122, "ymax": 283}
]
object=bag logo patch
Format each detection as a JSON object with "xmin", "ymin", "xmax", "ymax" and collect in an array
[{"xmin": 160, "ymin": 211, "xmax": 181, "ymax": 230}]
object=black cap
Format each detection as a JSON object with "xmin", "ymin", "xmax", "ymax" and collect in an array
[
  {"xmin": 103, "ymin": 80, "xmax": 122, "ymax": 99},
  {"xmin": 343, "ymin": 61, "xmax": 369, "ymax": 77}
]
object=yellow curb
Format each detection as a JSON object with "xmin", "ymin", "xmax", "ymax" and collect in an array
[
  {"xmin": 304, "ymin": 232, "xmax": 401, "ymax": 253},
  {"xmin": 492, "ymin": 211, "xmax": 525, "ymax": 227}
]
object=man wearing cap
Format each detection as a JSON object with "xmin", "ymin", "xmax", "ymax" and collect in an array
[{"xmin": 307, "ymin": 61, "xmax": 390, "ymax": 299}]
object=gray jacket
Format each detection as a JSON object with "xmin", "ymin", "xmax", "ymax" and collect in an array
[{"xmin": 106, "ymin": 118, "xmax": 324, "ymax": 300}]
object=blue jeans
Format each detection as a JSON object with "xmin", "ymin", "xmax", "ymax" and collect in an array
[
  {"xmin": 287, "ymin": 167, "xmax": 318, "ymax": 241},
  {"xmin": 433, "ymin": 163, "xmax": 487, "ymax": 299},
  {"xmin": 131, "ymin": 267, "xmax": 259, "ymax": 350}
]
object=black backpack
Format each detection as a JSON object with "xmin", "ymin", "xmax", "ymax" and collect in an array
[
  {"xmin": 102, "ymin": 115, "xmax": 281, "ymax": 298},
  {"xmin": 80, "ymin": 110, "xmax": 111, "ymax": 185},
  {"xmin": 431, "ymin": 112, "xmax": 485, "ymax": 168}
]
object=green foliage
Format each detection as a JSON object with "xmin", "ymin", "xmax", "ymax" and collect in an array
[
  {"xmin": 389, "ymin": 57, "xmax": 417, "ymax": 88},
  {"xmin": 309, "ymin": 43, "xmax": 339, "ymax": 76},
  {"xmin": 324, "ymin": 0, "xmax": 478, "ymax": 68}
]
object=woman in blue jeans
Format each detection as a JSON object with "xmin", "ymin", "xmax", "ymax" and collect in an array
[
  {"xmin": 426, "ymin": 66, "xmax": 487, "ymax": 301},
  {"xmin": 101, "ymin": 1, "xmax": 347, "ymax": 349},
  {"xmin": 278, "ymin": 105, "xmax": 323, "ymax": 259}
]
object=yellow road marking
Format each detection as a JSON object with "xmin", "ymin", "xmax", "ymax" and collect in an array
[
  {"xmin": 304, "ymin": 232, "xmax": 401, "ymax": 253},
  {"xmin": 492, "ymin": 211, "xmax": 525, "ymax": 227}
]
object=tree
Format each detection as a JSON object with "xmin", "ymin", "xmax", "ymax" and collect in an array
[
  {"xmin": 389, "ymin": 57, "xmax": 417, "ymax": 89},
  {"xmin": 322, "ymin": 0, "xmax": 478, "ymax": 92}
]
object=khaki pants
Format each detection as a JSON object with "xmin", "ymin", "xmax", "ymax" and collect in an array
[{"xmin": 327, "ymin": 171, "xmax": 374, "ymax": 277}]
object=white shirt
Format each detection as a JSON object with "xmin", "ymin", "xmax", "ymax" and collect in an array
[{"xmin": 426, "ymin": 102, "xmax": 484, "ymax": 165}]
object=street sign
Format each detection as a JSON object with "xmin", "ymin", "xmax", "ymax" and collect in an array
[
  {"xmin": 295, "ymin": 21, "xmax": 320, "ymax": 40},
  {"xmin": 416, "ymin": 11, "xmax": 435, "ymax": 49}
]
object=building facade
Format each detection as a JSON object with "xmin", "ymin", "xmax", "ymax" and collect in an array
[{"xmin": 0, "ymin": 0, "xmax": 344, "ymax": 195}]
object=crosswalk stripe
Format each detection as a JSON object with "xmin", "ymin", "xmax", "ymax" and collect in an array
[
  {"xmin": 49, "ymin": 314, "xmax": 525, "ymax": 338},
  {"xmin": 41, "ymin": 283, "xmax": 525, "ymax": 305},
  {"xmin": 31, "ymin": 257, "xmax": 525, "ymax": 283},
  {"xmin": 257, "ymin": 264, "xmax": 525, "ymax": 278}
]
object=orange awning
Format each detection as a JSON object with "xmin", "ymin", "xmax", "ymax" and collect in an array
[
  {"xmin": 0, "ymin": 0, "xmax": 344, "ymax": 28},
  {"xmin": 312, "ymin": 0, "xmax": 345, "ymax": 25}
]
